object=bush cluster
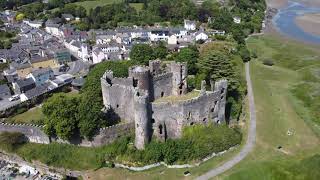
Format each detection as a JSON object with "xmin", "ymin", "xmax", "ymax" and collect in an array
[
  {"xmin": 0, "ymin": 125, "xmax": 242, "ymax": 169},
  {"xmin": 106, "ymin": 124, "xmax": 242, "ymax": 166}
]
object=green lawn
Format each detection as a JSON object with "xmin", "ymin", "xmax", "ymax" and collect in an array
[
  {"xmin": 50, "ymin": 0, "xmax": 143, "ymax": 14},
  {"xmin": 6, "ymin": 91, "xmax": 79, "ymax": 125},
  {"xmin": 216, "ymin": 35, "xmax": 320, "ymax": 180},
  {"xmin": 73, "ymin": 0, "xmax": 143, "ymax": 13},
  {"xmin": 7, "ymin": 106, "xmax": 44, "ymax": 125}
]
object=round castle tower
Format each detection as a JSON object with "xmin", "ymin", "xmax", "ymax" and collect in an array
[
  {"xmin": 134, "ymin": 91, "xmax": 150, "ymax": 150},
  {"xmin": 129, "ymin": 66, "xmax": 151, "ymax": 92}
]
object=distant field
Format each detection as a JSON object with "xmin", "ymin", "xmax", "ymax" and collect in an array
[
  {"xmin": 50, "ymin": 0, "xmax": 143, "ymax": 14},
  {"xmin": 72, "ymin": 0, "xmax": 143, "ymax": 12}
]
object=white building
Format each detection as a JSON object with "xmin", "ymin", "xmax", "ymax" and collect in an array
[
  {"xmin": 195, "ymin": 31, "xmax": 209, "ymax": 41},
  {"xmin": 78, "ymin": 44, "xmax": 91, "ymax": 62},
  {"xmin": 233, "ymin": 17, "xmax": 241, "ymax": 24},
  {"xmin": 168, "ymin": 35, "xmax": 178, "ymax": 45},
  {"xmin": 24, "ymin": 20, "xmax": 43, "ymax": 28},
  {"xmin": 45, "ymin": 24, "xmax": 61, "ymax": 37},
  {"xmin": 184, "ymin": 20, "xmax": 196, "ymax": 31},
  {"xmin": 149, "ymin": 30, "xmax": 170, "ymax": 42}
]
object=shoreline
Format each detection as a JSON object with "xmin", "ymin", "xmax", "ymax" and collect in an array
[{"xmin": 265, "ymin": 0, "xmax": 320, "ymax": 46}]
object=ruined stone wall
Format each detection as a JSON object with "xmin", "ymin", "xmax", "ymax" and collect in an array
[
  {"xmin": 0, "ymin": 122, "xmax": 134, "ymax": 147},
  {"xmin": 150, "ymin": 80, "xmax": 228, "ymax": 140},
  {"xmin": 77, "ymin": 123, "xmax": 135, "ymax": 147},
  {"xmin": 152, "ymin": 73, "xmax": 173, "ymax": 100},
  {"xmin": 101, "ymin": 77, "xmax": 136, "ymax": 123},
  {"xmin": 0, "ymin": 123, "xmax": 50, "ymax": 144},
  {"xmin": 151, "ymin": 91, "xmax": 216, "ymax": 140}
]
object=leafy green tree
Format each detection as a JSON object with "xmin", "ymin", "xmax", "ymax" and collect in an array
[
  {"xmin": 42, "ymin": 93, "xmax": 80, "ymax": 140},
  {"xmin": 238, "ymin": 45, "xmax": 251, "ymax": 62},
  {"xmin": 77, "ymin": 93, "xmax": 103, "ymax": 139},
  {"xmin": 210, "ymin": 8, "xmax": 233, "ymax": 32},
  {"xmin": 175, "ymin": 46, "xmax": 199, "ymax": 75},
  {"xmin": 130, "ymin": 44, "xmax": 154, "ymax": 65},
  {"xmin": 153, "ymin": 42, "xmax": 168, "ymax": 59},
  {"xmin": 198, "ymin": 50, "xmax": 238, "ymax": 90}
]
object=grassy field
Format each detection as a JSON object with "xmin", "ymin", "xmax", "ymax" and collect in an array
[
  {"xmin": 215, "ymin": 35, "xmax": 320, "ymax": 179},
  {"xmin": 6, "ymin": 106, "xmax": 44, "ymax": 125},
  {"xmin": 73, "ymin": 0, "xmax": 143, "ymax": 12}
]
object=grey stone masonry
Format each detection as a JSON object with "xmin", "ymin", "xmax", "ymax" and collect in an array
[{"xmin": 101, "ymin": 60, "xmax": 228, "ymax": 149}]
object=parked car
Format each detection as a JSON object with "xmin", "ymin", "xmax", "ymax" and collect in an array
[{"xmin": 9, "ymin": 94, "xmax": 20, "ymax": 101}]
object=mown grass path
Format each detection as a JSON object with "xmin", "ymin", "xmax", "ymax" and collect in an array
[{"xmin": 196, "ymin": 62, "xmax": 256, "ymax": 180}]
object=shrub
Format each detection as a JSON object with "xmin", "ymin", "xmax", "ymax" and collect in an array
[
  {"xmin": 215, "ymin": 35, "xmax": 226, "ymax": 41},
  {"xmin": 263, "ymin": 59, "xmax": 274, "ymax": 66},
  {"xmin": 0, "ymin": 132, "xmax": 27, "ymax": 151}
]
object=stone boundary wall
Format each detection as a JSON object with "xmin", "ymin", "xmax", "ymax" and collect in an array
[
  {"xmin": 0, "ymin": 122, "xmax": 134, "ymax": 147},
  {"xmin": 114, "ymin": 146, "xmax": 238, "ymax": 171},
  {"xmin": 0, "ymin": 122, "xmax": 50, "ymax": 144}
]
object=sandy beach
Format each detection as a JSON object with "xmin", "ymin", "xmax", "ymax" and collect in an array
[
  {"xmin": 266, "ymin": 0, "xmax": 288, "ymax": 9},
  {"xmin": 295, "ymin": 13, "xmax": 320, "ymax": 36}
]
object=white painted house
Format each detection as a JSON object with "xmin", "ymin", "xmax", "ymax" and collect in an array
[
  {"xmin": 184, "ymin": 20, "xmax": 196, "ymax": 31},
  {"xmin": 168, "ymin": 35, "xmax": 178, "ymax": 45},
  {"xmin": 24, "ymin": 20, "xmax": 43, "ymax": 28},
  {"xmin": 45, "ymin": 24, "xmax": 61, "ymax": 37},
  {"xmin": 195, "ymin": 31, "xmax": 209, "ymax": 41}
]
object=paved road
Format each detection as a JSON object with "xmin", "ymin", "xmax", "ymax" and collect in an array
[{"xmin": 196, "ymin": 62, "xmax": 257, "ymax": 180}]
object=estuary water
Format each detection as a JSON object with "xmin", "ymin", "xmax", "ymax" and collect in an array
[{"xmin": 273, "ymin": 1, "xmax": 320, "ymax": 44}]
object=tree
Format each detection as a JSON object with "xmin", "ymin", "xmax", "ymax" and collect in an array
[
  {"xmin": 198, "ymin": 50, "xmax": 237, "ymax": 89},
  {"xmin": 130, "ymin": 44, "xmax": 154, "ymax": 65},
  {"xmin": 42, "ymin": 93, "xmax": 80, "ymax": 140},
  {"xmin": 15, "ymin": 13, "xmax": 25, "ymax": 21},
  {"xmin": 153, "ymin": 42, "xmax": 168, "ymax": 59},
  {"xmin": 238, "ymin": 45, "xmax": 251, "ymax": 62},
  {"xmin": 77, "ymin": 93, "xmax": 103, "ymax": 139},
  {"xmin": 175, "ymin": 46, "xmax": 199, "ymax": 75},
  {"xmin": 209, "ymin": 8, "xmax": 233, "ymax": 32}
]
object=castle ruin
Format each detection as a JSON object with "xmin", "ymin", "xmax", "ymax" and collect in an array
[{"xmin": 101, "ymin": 60, "xmax": 228, "ymax": 149}]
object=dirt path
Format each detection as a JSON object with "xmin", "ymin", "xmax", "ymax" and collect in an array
[{"xmin": 196, "ymin": 62, "xmax": 257, "ymax": 180}]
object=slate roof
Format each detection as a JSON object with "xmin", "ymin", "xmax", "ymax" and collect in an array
[
  {"xmin": 15, "ymin": 78, "xmax": 35, "ymax": 88},
  {"xmin": 23, "ymin": 83, "xmax": 49, "ymax": 99},
  {"xmin": 0, "ymin": 84, "xmax": 10, "ymax": 94},
  {"xmin": 62, "ymin": 14, "xmax": 74, "ymax": 19}
]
